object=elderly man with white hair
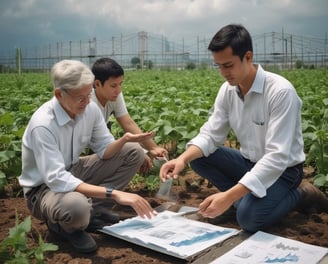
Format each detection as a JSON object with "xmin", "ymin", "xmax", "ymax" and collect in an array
[{"xmin": 19, "ymin": 59, "xmax": 157, "ymax": 253}]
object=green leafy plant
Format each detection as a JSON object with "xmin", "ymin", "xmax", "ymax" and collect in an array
[
  {"xmin": 289, "ymin": 70, "xmax": 328, "ymax": 194},
  {"xmin": 0, "ymin": 73, "xmax": 51, "ymax": 195},
  {"xmin": 1, "ymin": 70, "xmax": 328, "ymax": 195},
  {"xmin": 306, "ymin": 99, "xmax": 328, "ymax": 194},
  {"xmin": 0, "ymin": 112, "xmax": 23, "ymax": 192},
  {"xmin": 128, "ymin": 173, "xmax": 145, "ymax": 191},
  {"xmin": 129, "ymin": 171, "xmax": 161, "ymax": 194},
  {"xmin": 0, "ymin": 213, "xmax": 58, "ymax": 263},
  {"xmin": 145, "ymin": 175, "xmax": 161, "ymax": 193}
]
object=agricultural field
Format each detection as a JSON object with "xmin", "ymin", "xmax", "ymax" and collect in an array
[
  {"xmin": 0, "ymin": 68, "xmax": 328, "ymax": 263},
  {"xmin": 1, "ymin": 68, "xmax": 327, "ymax": 193}
]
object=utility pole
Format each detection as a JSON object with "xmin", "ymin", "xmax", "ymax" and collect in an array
[
  {"xmin": 264, "ymin": 33, "xmax": 266, "ymax": 66},
  {"xmin": 325, "ymin": 32, "xmax": 327, "ymax": 68},
  {"xmin": 112, "ymin": 36, "xmax": 115, "ymax": 56},
  {"xmin": 138, "ymin": 31, "xmax": 147, "ymax": 69},
  {"xmin": 290, "ymin": 35, "xmax": 293, "ymax": 69},
  {"xmin": 120, "ymin": 33, "xmax": 123, "ymax": 65},
  {"xmin": 16, "ymin": 48, "xmax": 21, "ymax": 74},
  {"xmin": 69, "ymin": 41, "xmax": 72, "ymax": 59}
]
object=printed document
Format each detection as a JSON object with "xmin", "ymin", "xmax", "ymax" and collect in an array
[{"xmin": 100, "ymin": 210, "xmax": 240, "ymax": 259}]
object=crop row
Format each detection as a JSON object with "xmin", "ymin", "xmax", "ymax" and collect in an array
[{"xmin": 0, "ymin": 69, "xmax": 327, "ymax": 195}]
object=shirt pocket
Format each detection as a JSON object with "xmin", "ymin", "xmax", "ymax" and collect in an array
[
  {"xmin": 250, "ymin": 98, "xmax": 266, "ymax": 127},
  {"xmin": 251, "ymin": 109, "xmax": 266, "ymax": 127},
  {"xmin": 252, "ymin": 118, "xmax": 265, "ymax": 126},
  {"xmin": 79, "ymin": 134, "xmax": 91, "ymax": 147},
  {"xmin": 251, "ymin": 109, "xmax": 267, "ymax": 146}
]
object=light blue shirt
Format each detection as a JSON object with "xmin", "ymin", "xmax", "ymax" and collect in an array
[
  {"xmin": 188, "ymin": 65, "xmax": 305, "ymax": 198},
  {"xmin": 19, "ymin": 97, "xmax": 115, "ymax": 194}
]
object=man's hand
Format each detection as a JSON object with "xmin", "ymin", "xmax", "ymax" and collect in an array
[
  {"xmin": 159, "ymin": 145, "xmax": 203, "ymax": 181},
  {"xmin": 103, "ymin": 132, "xmax": 155, "ymax": 159},
  {"xmin": 198, "ymin": 183, "xmax": 250, "ymax": 218},
  {"xmin": 198, "ymin": 192, "xmax": 234, "ymax": 218},
  {"xmin": 159, "ymin": 158, "xmax": 186, "ymax": 181},
  {"xmin": 149, "ymin": 146, "xmax": 168, "ymax": 159},
  {"xmin": 111, "ymin": 190, "xmax": 157, "ymax": 219},
  {"xmin": 139, "ymin": 155, "xmax": 153, "ymax": 175},
  {"xmin": 123, "ymin": 131, "xmax": 155, "ymax": 143}
]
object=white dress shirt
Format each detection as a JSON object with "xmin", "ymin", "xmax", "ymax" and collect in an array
[
  {"xmin": 19, "ymin": 97, "xmax": 115, "ymax": 194},
  {"xmin": 188, "ymin": 65, "xmax": 305, "ymax": 198}
]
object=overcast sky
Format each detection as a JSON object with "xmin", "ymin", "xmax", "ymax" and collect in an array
[{"xmin": 0, "ymin": 0, "xmax": 327, "ymax": 54}]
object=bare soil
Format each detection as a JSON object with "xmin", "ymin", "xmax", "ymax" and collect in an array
[{"xmin": 1, "ymin": 169, "xmax": 328, "ymax": 264}]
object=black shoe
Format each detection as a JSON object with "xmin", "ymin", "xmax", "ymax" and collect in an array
[
  {"xmin": 86, "ymin": 217, "xmax": 106, "ymax": 232},
  {"xmin": 86, "ymin": 209, "xmax": 120, "ymax": 232},
  {"xmin": 93, "ymin": 206, "xmax": 120, "ymax": 224},
  {"xmin": 97, "ymin": 210, "xmax": 120, "ymax": 223},
  {"xmin": 47, "ymin": 222, "xmax": 97, "ymax": 253},
  {"xmin": 296, "ymin": 181, "xmax": 328, "ymax": 214}
]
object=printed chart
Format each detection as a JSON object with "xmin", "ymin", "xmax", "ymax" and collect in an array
[
  {"xmin": 100, "ymin": 210, "xmax": 240, "ymax": 259},
  {"xmin": 210, "ymin": 231, "xmax": 328, "ymax": 264}
]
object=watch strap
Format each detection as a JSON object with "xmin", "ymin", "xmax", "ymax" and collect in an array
[{"xmin": 106, "ymin": 187, "xmax": 114, "ymax": 198}]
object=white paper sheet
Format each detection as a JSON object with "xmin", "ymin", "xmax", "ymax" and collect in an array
[
  {"xmin": 210, "ymin": 231, "xmax": 328, "ymax": 264},
  {"xmin": 100, "ymin": 210, "xmax": 240, "ymax": 259}
]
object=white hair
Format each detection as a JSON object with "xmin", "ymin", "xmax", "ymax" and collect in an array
[{"xmin": 51, "ymin": 60, "xmax": 94, "ymax": 90}]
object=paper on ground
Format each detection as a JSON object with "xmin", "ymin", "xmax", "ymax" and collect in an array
[
  {"xmin": 100, "ymin": 210, "xmax": 240, "ymax": 259},
  {"xmin": 210, "ymin": 230, "xmax": 328, "ymax": 264}
]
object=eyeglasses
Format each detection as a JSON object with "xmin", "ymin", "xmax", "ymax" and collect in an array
[{"xmin": 62, "ymin": 88, "xmax": 92, "ymax": 104}]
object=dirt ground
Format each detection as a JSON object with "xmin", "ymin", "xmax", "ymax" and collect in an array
[{"xmin": 1, "ymin": 169, "xmax": 328, "ymax": 264}]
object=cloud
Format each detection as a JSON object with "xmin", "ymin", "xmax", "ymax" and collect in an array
[{"xmin": 0, "ymin": 0, "xmax": 327, "ymax": 53}]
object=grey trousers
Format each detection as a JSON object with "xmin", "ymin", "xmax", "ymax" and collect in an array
[{"xmin": 25, "ymin": 143, "xmax": 144, "ymax": 233}]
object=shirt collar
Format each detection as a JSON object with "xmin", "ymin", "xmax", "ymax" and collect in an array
[
  {"xmin": 234, "ymin": 64, "xmax": 265, "ymax": 100},
  {"xmin": 52, "ymin": 97, "xmax": 73, "ymax": 126},
  {"xmin": 249, "ymin": 64, "xmax": 265, "ymax": 94}
]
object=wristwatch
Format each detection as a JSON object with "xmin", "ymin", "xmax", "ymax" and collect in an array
[{"xmin": 105, "ymin": 187, "xmax": 114, "ymax": 198}]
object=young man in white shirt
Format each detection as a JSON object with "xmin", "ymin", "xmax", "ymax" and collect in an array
[
  {"xmin": 160, "ymin": 24, "xmax": 328, "ymax": 232},
  {"xmin": 19, "ymin": 60, "xmax": 157, "ymax": 253},
  {"xmin": 91, "ymin": 58, "xmax": 168, "ymax": 174}
]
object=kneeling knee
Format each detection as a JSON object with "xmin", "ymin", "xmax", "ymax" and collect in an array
[
  {"xmin": 125, "ymin": 143, "xmax": 145, "ymax": 164},
  {"xmin": 236, "ymin": 207, "xmax": 265, "ymax": 233},
  {"xmin": 189, "ymin": 159, "xmax": 202, "ymax": 172},
  {"xmin": 61, "ymin": 192, "xmax": 92, "ymax": 231}
]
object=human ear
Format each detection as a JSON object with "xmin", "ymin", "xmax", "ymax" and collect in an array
[
  {"xmin": 245, "ymin": 51, "xmax": 252, "ymax": 61},
  {"xmin": 94, "ymin": 79, "xmax": 102, "ymax": 88},
  {"xmin": 54, "ymin": 88, "xmax": 63, "ymax": 99}
]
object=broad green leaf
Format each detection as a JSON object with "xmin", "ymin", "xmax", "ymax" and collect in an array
[
  {"xmin": 0, "ymin": 112, "xmax": 14, "ymax": 126},
  {"xmin": 323, "ymin": 98, "xmax": 328, "ymax": 106}
]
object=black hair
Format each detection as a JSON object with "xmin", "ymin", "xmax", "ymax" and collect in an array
[
  {"xmin": 91, "ymin": 58, "xmax": 124, "ymax": 85},
  {"xmin": 208, "ymin": 24, "xmax": 253, "ymax": 61}
]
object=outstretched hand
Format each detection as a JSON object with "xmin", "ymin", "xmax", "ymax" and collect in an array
[{"xmin": 123, "ymin": 131, "xmax": 155, "ymax": 143}]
